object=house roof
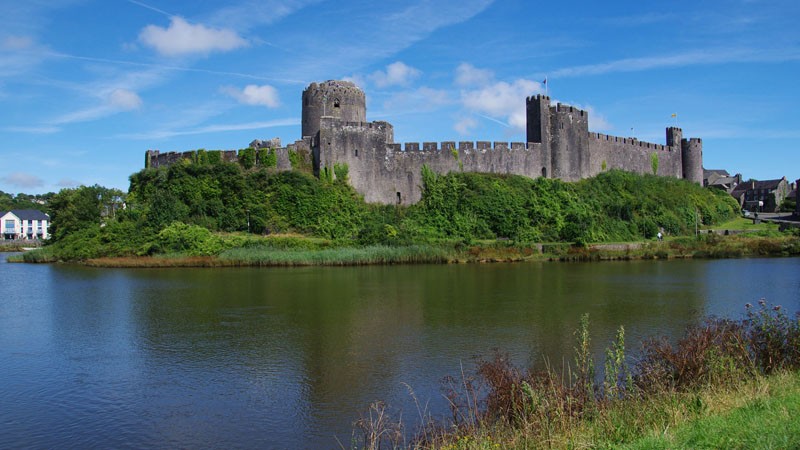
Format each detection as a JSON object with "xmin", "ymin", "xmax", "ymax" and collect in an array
[
  {"xmin": 730, "ymin": 185, "xmax": 749, "ymax": 196},
  {"xmin": 752, "ymin": 179, "xmax": 785, "ymax": 190},
  {"xmin": 731, "ymin": 178, "xmax": 786, "ymax": 193},
  {"xmin": 708, "ymin": 176, "xmax": 738, "ymax": 186},
  {"xmin": 3, "ymin": 209, "xmax": 50, "ymax": 220},
  {"xmin": 703, "ymin": 169, "xmax": 730, "ymax": 178}
]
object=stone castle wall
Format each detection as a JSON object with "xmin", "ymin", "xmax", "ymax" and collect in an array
[
  {"xmin": 587, "ymin": 133, "xmax": 683, "ymax": 178},
  {"xmin": 145, "ymin": 80, "xmax": 704, "ymax": 205},
  {"xmin": 146, "ymin": 139, "xmax": 312, "ymax": 172}
]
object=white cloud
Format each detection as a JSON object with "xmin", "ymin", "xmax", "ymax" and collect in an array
[
  {"xmin": 52, "ymin": 88, "xmax": 144, "ymax": 124},
  {"xmin": 139, "ymin": 16, "xmax": 248, "ymax": 57},
  {"xmin": 455, "ymin": 63, "xmax": 493, "ymax": 87},
  {"xmin": 221, "ymin": 84, "xmax": 280, "ymax": 107},
  {"xmin": 585, "ymin": 106, "xmax": 612, "ymax": 131},
  {"xmin": 1, "ymin": 125, "xmax": 61, "ymax": 134},
  {"xmin": 382, "ymin": 87, "xmax": 449, "ymax": 112},
  {"xmin": 118, "ymin": 117, "xmax": 299, "ymax": 140},
  {"xmin": 109, "ymin": 89, "xmax": 143, "ymax": 110},
  {"xmin": 460, "ymin": 79, "xmax": 543, "ymax": 131},
  {"xmin": 209, "ymin": 0, "xmax": 324, "ymax": 31},
  {"xmin": 2, "ymin": 172, "xmax": 44, "ymax": 189},
  {"xmin": 454, "ymin": 117, "xmax": 478, "ymax": 135},
  {"xmin": 57, "ymin": 178, "xmax": 82, "ymax": 188},
  {"xmin": 549, "ymin": 48, "xmax": 800, "ymax": 78},
  {"xmin": 369, "ymin": 61, "xmax": 421, "ymax": 88},
  {"xmin": 0, "ymin": 35, "xmax": 51, "ymax": 78},
  {"xmin": 342, "ymin": 74, "xmax": 367, "ymax": 89},
  {"xmin": 1, "ymin": 36, "xmax": 35, "ymax": 50}
]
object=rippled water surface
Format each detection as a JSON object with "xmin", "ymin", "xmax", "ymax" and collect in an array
[{"xmin": 1, "ymin": 255, "xmax": 798, "ymax": 448}]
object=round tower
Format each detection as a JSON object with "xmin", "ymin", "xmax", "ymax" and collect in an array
[
  {"xmin": 301, "ymin": 80, "xmax": 366, "ymax": 139},
  {"xmin": 681, "ymin": 138, "xmax": 703, "ymax": 184}
]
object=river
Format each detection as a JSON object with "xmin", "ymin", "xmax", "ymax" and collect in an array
[{"xmin": 1, "ymin": 255, "xmax": 798, "ymax": 448}]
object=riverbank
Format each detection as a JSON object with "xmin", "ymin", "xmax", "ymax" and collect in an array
[
  {"xmin": 8, "ymin": 231, "xmax": 799, "ymax": 267},
  {"xmin": 354, "ymin": 303, "xmax": 800, "ymax": 449},
  {"xmin": 418, "ymin": 370, "xmax": 800, "ymax": 449},
  {"xmin": 0, "ymin": 241, "xmax": 42, "ymax": 252}
]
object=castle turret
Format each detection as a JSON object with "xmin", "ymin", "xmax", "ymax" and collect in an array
[
  {"xmin": 526, "ymin": 94, "xmax": 551, "ymax": 145},
  {"xmin": 666, "ymin": 127, "xmax": 682, "ymax": 148},
  {"xmin": 302, "ymin": 80, "xmax": 366, "ymax": 140},
  {"xmin": 549, "ymin": 103, "xmax": 589, "ymax": 182},
  {"xmin": 526, "ymin": 94, "xmax": 552, "ymax": 177},
  {"xmin": 681, "ymin": 137, "xmax": 703, "ymax": 184},
  {"xmin": 145, "ymin": 149, "xmax": 160, "ymax": 168}
]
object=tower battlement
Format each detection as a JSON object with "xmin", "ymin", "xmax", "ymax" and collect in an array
[{"xmin": 145, "ymin": 80, "xmax": 704, "ymax": 204}]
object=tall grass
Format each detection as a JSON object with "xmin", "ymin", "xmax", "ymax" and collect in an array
[
  {"xmin": 352, "ymin": 301, "xmax": 800, "ymax": 449},
  {"xmin": 219, "ymin": 245, "xmax": 456, "ymax": 266},
  {"xmin": 18, "ymin": 247, "xmax": 58, "ymax": 263}
]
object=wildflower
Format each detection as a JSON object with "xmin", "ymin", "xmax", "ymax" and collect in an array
[
  {"xmin": 759, "ymin": 298, "xmax": 766, "ymax": 306},
  {"xmin": 745, "ymin": 303, "xmax": 752, "ymax": 309},
  {"xmin": 773, "ymin": 305, "xmax": 781, "ymax": 311}
]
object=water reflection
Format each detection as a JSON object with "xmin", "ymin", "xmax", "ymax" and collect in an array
[{"xmin": 0, "ymin": 257, "xmax": 797, "ymax": 448}]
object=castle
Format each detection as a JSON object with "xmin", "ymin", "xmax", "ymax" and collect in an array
[{"xmin": 146, "ymin": 80, "xmax": 703, "ymax": 205}]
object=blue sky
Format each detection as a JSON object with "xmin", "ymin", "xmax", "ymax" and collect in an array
[{"xmin": 1, "ymin": 0, "xmax": 798, "ymax": 194}]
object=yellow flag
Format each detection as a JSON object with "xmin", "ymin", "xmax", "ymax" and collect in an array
[{"xmin": 671, "ymin": 113, "xmax": 677, "ymax": 118}]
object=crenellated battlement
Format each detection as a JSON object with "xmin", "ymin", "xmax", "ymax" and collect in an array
[
  {"xmin": 526, "ymin": 94, "xmax": 551, "ymax": 103},
  {"xmin": 388, "ymin": 141, "xmax": 539, "ymax": 153},
  {"xmin": 323, "ymin": 119, "xmax": 392, "ymax": 130},
  {"xmin": 588, "ymin": 133, "xmax": 671, "ymax": 151},
  {"xmin": 554, "ymin": 103, "xmax": 587, "ymax": 116},
  {"xmin": 144, "ymin": 80, "xmax": 704, "ymax": 204}
]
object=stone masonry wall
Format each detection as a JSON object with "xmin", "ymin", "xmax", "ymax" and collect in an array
[
  {"xmin": 587, "ymin": 134, "xmax": 683, "ymax": 178},
  {"xmin": 145, "ymin": 81, "xmax": 703, "ymax": 205},
  {"xmin": 146, "ymin": 139, "xmax": 313, "ymax": 172}
]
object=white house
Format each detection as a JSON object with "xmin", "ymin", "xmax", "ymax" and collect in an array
[{"xmin": 1, "ymin": 209, "xmax": 50, "ymax": 240}]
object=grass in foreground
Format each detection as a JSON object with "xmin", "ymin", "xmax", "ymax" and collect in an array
[
  {"xmin": 622, "ymin": 371, "xmax": 800, "ymax": 449},
  {"xmin": 352, "ymin": 302, "xmax": 800, "ymax": 449}
]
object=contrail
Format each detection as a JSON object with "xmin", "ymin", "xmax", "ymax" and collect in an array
[
  {"xmin": 476, "ymin": 113, "xmax": 511, "ymax": 128},
  {"xmin": 45, "ymin": 51, "xmax": 307, "ymax": 85},
  {"xmin": 127, "ymin": 0, "xmax": 173, "ymax": 18}
]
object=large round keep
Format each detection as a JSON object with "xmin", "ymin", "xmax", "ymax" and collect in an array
[{"xmin": 301, "ymin": 80, "xmax": 366, "ymax": 139}]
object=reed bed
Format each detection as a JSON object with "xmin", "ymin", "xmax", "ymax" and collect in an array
[{"xmin": 219, "ymin": 244, "xmax": 456, "ymax": 266}]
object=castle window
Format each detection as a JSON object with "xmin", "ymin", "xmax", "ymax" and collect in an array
[
  {"xmin": 541, "ymin": 167, "xmax": 547, "ymax": 178},
  {"xmin": 333, "ymin": 98, "xmax": 341, "ymax": 108},
  {"xmin": 396, "ymin": 192, "xmax": 402, "ymax": 204},
  {"xmin": 355, "ymin": 149, "xmax": 359, "ymax": 157}
]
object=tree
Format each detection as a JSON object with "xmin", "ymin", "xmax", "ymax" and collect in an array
[{"xmin": 48, "ymin": 185, "xmax": 125, "ymax": 242}]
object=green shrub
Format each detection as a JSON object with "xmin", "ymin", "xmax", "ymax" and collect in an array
[
  {"xmin": 258, "ymin": 148, "xmax": 277, "ymax": 168},
  {"xmin": 333, "ymin": 162, "xmax": 349, "ymax": 183},
  {"xmin": 157, "ymin": 222, "xmax": 222, "ymax": 255},
  {"xmin": 207, "ymin": 150, "xmax": 222, "ymax": 165},
  {"xmin": 238, "ymin": 147, "xmax": 256, "ymax": 169},
  {"xmin": 288, "ymin": 149, "xmax": 299, "ymax": 168}
]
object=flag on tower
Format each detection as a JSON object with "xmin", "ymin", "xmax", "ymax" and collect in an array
[{"xmin": 542, "ymin": 77, "xmax": 548, "ymax": 95}]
